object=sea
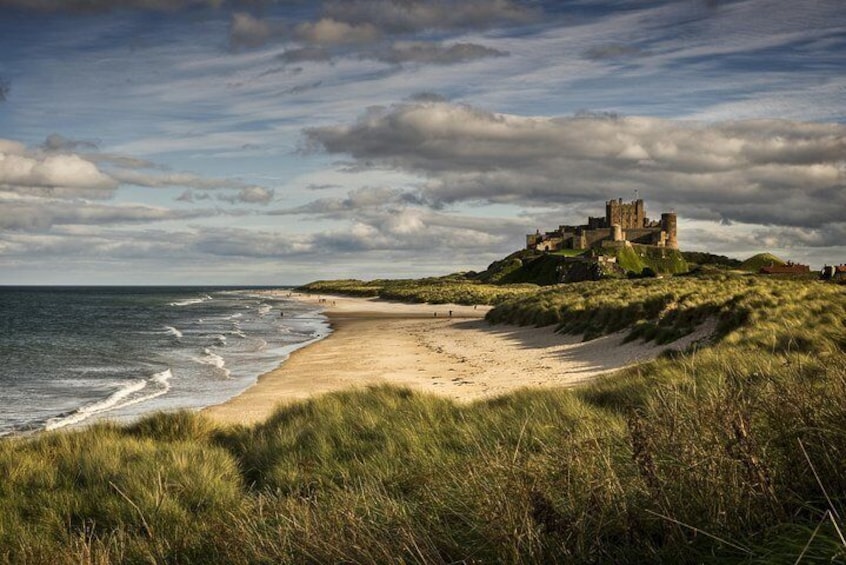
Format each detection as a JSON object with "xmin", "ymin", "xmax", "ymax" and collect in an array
[{"xmin": 0, "ymin": 287, "xmax": 330, "ymax": 437}]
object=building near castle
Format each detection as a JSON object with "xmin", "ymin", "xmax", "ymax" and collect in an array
[{"xmin": 527, "ymin": 198, "xmax": 678, "ymax": 252}]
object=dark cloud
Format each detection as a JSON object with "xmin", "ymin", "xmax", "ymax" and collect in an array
[
  {"xmin": 42, "ymin": 133, "xmax": 99, "ymax": 152},
  {"xmin": 0, "ymin": 77, "xmax": 9, "ymax": 102},
  {"xmin": 305, "ymin": 101, "xmax": 846, "ymax": 234},
  {"xmin": 408, "ymin": 92, "xmax": 448, "ymax": 103},
  {"xmin": 371, "ymin": 42, "xmax": 508, "ymax": 65}
]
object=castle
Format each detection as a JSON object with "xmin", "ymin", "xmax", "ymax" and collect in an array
[{"xmin": 527, "ymin": 198, "xmax": 678, "ymax": 252}]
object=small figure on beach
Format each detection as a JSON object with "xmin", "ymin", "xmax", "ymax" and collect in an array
[
  {"xmin": 449, "ymin": 310, "xmax": 453, "ymax": 318},
  {"xmin": 280, "ymin": 311, "xmax": 284, "ymax": 317}
]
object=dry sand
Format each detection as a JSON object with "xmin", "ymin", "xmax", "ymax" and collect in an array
[{"xmin": 204, "ymin": 293, "xmax": 714, "ymax": 426}]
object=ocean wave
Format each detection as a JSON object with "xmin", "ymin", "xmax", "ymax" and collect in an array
[
  {"xmin": 44, "ymin": 368, "xmax": 173, "ymax": 431},
  {"xmin": 164, "ymin": 325, "xmax": 183, "ymax": 339},
  {"xmin": 194, "ymin": 348, "xmax": 232, "ymax": 378},
  {"xmin": 257, "ymin": 304, "xmax": 273, "ymax": 316},
  {"xmin": 169, "ymin": 294, "xmax": 213, "ymax": 307}
]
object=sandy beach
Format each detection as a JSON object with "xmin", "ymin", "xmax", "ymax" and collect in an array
[{"xmin": 204, "ymin": 293, "xmax": 713, "ymax": 426}]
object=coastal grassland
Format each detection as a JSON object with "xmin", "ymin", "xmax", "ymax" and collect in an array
[
  {"xmin": 299, "ymin": 276, "xmax": 538, "ymax": 305},
  {"xmin": 1, "ymin": 275, "xmax": 845, "ymax": 563}
]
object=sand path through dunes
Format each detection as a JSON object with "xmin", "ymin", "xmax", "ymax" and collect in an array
[{"xmin": 204, "ymin": 294, "xmax": 713, "ymax": 426}]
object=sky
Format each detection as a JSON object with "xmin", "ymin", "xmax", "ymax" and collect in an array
[{"xmin": 0, "ymin": 0, "xmax": 844, "ymax": 285}]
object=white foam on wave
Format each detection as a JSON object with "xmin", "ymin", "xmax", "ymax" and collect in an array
[
  {"xmin": 169, "ymin": 294, "xmax": 213, "ymax": 307},
  {"xmin": 194, "ymin": 348, "xmax": 232, "ymax": 378},
  {"xmin": 257, "ymin": 304, "xmax": 273, "ymax": 316},
  {"xmin": 164, "ymin": 325, "xmax": 183, "ymax": 339},
  {"xmin": 45, "ymin": 368, "xmax": 173, "ymax": 431}
]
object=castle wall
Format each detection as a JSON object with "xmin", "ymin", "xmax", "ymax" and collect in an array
[{"xmin": 626, "ymin": 227, "xmax": 663, "ymax": 245}]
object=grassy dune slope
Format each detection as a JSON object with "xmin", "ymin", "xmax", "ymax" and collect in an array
[{"xmin": 1, "ymin": 275, "xmax": 845, "ymax": 563}]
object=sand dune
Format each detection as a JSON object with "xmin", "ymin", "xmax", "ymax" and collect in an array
[{"xmin": 204, "ymin": 293, "xmax": 713, "ymax": 425}]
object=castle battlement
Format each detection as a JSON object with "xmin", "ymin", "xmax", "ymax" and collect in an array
[{"xmin": 527, "ymin": 198, "xmax": 678, "ymax": 252}]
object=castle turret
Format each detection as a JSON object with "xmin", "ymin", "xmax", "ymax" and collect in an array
[
  {"xmin": 661, "ymin": 213, "xmax": 678, "ymax": 249},
  {"xmin": 612, "ymin": 224, "xmax": 624, "ymax": 242}
]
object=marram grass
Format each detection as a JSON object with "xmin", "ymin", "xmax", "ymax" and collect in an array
[{"xmin": 1, "ymin": 274, "xmax": 845, "ymax": 563}]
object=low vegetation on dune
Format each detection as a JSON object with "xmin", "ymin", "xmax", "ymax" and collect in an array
[
  {"xmin": 299, "ymin": 275, "xmax": 538, "ymax": 305},
  {"xmin": 2, "ymin": 274, "xmax": 845, "ymax": 563},
  {"xmin": 740, "ymin": 252, "xmax": 787, "ymax": 272}
]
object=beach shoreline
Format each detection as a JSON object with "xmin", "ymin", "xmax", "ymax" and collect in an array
[{"xmin": 204, "ymin": 293, "xmax": 713, "ymax": 426}]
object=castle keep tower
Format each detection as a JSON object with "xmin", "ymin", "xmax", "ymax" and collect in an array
[{"xmin": 606, "ymin": 198, "xmax": 645, "ymax": 230}]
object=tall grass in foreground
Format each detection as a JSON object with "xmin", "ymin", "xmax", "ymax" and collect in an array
[{"xmin": 1, "ymin": 275, "xmax": 844, "ymax": 563}]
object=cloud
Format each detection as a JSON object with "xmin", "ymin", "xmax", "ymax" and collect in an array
[
  {"xmin": 229, "ymin": 0, "xmax": 534, "ymax": 56},
  {"xmin": 230, "ymin": 11, "xmax": 286, "ymax": 50},
  {"xmin": 583, "ymin": 43, "xmax": 645, "ymax": 61},
  {"xmin": 0, "ymin": 0, "xmax": 224, "ymax": 12},
  {"xmin": 272, "ymin": 186, "xmax": 405, "ymax": 216},
  {"xmin": 42, "ymin": 133, "xmax": 99, "ymax": 152},
  {"xmin": 309, "ymin": 206, "xmax": 517, "ymax": 254},
  {"xmin": 305, "ymin": 101, "xmax": 846, "ymax": 232},
  {"xmin": 322, "ymin": 0, "xmax": 537, "ymax": 34},
  {"xmin": 277, "ymin": 46, "xmax": 332, "ymax": 64},
  {"xmin": 108, "ymin": 167, "xmax": 266, "ymax": 192},
  {"xmin": 0, "ymin": 194, "xmax": 210, "ymax": 231},
  {"xmin": 217, "ymin": 185, "xmax": 275, "ymax": 205},
  {"xmin": 370, "ymin": 42, "xmax": 508, "ymax": 65},
  {"xmin": 193, "ymin": 228, "xmax": 313, "ymax": 257},
  {"xmin": 0, "ymin": 77, "xmax": 9, "ymax": 102},
  {"xmin": 1, "ymin": 136, "xmax": 277, "ymax": 218},
  {"xmin": 0, "ymin": 143, "xmax": 118, "ymax": 198},
  {"xmin": 294, "ymin": 17, "xmax": 381, "ymax": 45}
]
